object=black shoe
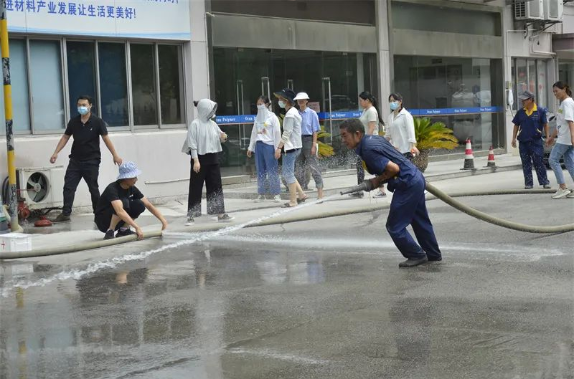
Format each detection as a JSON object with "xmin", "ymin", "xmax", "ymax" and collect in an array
[
  {"xmin": 52, "ymin": 213, "xmax": 71, "ymax": 222},
  {"xmin": 103, "ymin": 230, "xmax": 115, "ymax": 240},
  {"xmin": 116, "ymin": 228, "xmax": 136, "ymax": 237},
  {"xmin": 398, "ymin": 256, "xmax": 429, "ymax": 268},
  {"xmin": 427, "ymin": 256, "xmax": 442, "ymax": 262},
  {"xmin": 349, "ymin": 192, "xmax": 364, "ymax": 198}
]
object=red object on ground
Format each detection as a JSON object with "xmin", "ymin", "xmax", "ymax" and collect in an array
[
  {"xmin": 486, "ymin": 146, "xmax": 497, "ymax": 168},
  {"xmin": 34, "ymin": 216, "xmax": 53, "ymax": 227},
  {"xmin": 18, "ymin": 201, "xmax": 31, "ymax": 220}
]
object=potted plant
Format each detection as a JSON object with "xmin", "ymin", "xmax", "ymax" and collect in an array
[{"xmin": 413, "ymin": 117, "xmax": 458, "ymax": 172}]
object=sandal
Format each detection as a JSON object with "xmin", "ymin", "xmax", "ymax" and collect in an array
[
  {"xmin": 297, "ymin": 196, "xmax": 308, "ymax": 204},
  {"xmin": 282, "ymin": 202, "xmax": 297, "ymax": 208}
]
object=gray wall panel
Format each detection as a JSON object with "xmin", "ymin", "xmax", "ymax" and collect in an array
[
  {"xmin": 393, "ymin": 29, "xmax": 503, "ymax": 58},
  {"xmin": 211, "ymin": 14, "xmax": 377, "ymax": 53}
]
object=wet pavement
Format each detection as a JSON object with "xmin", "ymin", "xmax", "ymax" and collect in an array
[{"xmin": 0, "ymin": 194, "xmax": 573, "ymax": 379}]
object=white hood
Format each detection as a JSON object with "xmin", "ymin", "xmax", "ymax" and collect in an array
[{"xmin": 196, "ymin": 99, "xmax": 218, "ymax": 122}]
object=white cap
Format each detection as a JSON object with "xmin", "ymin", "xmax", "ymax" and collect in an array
[{"xmin": 294, "ymin": 92, "xmax": 310, "ymax": 100}]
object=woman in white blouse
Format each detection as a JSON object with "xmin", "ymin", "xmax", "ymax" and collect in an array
[
  {"xmin": 386, "ymin": 93, "xmax": 419, "ymax": 160},
  {"xmin": 182, "ymin": 99, "xmax": 233, "ymax": 225},
  {"xmin": 247, "ymin": 95, "xmax": 282, "ymax": 203}
]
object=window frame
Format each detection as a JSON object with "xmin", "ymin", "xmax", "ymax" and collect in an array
[{"xmin": 1, "ymin": 35, "xmax": 187, "ymax": 136}]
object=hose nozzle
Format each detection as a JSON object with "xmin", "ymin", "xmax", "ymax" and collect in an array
[{"xmin": 340, "ymin": 180, "xmax": 374, "ymax": 195}]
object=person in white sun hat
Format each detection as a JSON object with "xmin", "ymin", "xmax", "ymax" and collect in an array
[
  {"xmin": 294, "ymin": 91, "xmax": 324, "ymax": 200},
  {"xmin": 94, "ymin": 161, "xmax": 168, "ymax": 241}
]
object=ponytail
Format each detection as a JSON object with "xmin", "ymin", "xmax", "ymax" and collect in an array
[
  {"xmin": 359, "ymin": 91, "xmax": 385, "ymax": 126},
  {"xmin": 553, "ymin": 81, "xmax": 572, "ymax": 97}
]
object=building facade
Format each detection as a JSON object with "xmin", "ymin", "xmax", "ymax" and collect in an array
[{"xmin": 0, "ymin": 0, "xmax": 571, "ymax": 211}]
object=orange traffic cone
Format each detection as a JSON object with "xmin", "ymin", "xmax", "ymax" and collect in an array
[
  {"xmin": 461, "ymin": 138, "xmax": 477, "ymax": 171},
  {"xmin": 485, "ymin": 146, "xmax": 497, "ymax": 168}
]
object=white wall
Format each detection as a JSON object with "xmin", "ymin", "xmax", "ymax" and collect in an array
[
  {"xmin": 0, "ymin": 130, "xmax": 191, "ymax": 212},
  {"xmin": 561, "ymin": 4, "xmax": 574, "ymax": 34}
]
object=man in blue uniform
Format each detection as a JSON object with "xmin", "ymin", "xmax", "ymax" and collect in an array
[
  {"xmin": 511, "ymin": 90, "xmax": 551, "ymax": 189},
  {"xmin": 340, "ymin": 118, "xmax": 442, "ymax": 267}
]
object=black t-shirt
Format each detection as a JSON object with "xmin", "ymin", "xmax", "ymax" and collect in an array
[
  {"xmin": 95, "ymin": 181, "xmax": 144, "ymax": 217},
  {"xmin": 65, "ymin": 114, "xmax": 108, "ymax": 161}
]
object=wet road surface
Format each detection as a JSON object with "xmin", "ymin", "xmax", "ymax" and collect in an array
[{"xmin": 1, "ymin": 194, "xmax": 573, "ymax": 379}]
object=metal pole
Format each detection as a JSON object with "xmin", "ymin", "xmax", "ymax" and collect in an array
[{"xmin": 0, "ymin": 1, "xmax": 22, "ymax": 232}]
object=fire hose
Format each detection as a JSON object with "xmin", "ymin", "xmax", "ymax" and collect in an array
[{"xmin": 340, "ymin": 181, "xmax": 574, "ymax": 234}]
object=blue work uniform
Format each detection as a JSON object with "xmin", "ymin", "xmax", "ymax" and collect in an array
[
  {"xmin": 356, "ymin": 135, "xmax": 442, "ymax": 261},
  {"xmin": 512, "ymin": 104, "xmax": 549, "ymax": 187}
]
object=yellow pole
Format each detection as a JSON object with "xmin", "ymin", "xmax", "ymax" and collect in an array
[{"xmin": 0, "ymin": 1, "xmax": 22, "ymax": 232}]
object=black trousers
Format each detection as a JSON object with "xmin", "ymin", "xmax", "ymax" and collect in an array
[
  {"xmin": 188, "ymin": 153, "xmax": 225, "ymax": 217},
  {"xmin": 63, "ymin": 159, "xmax": 100, "ymax": 215},
  {"xmin": 94, "ymin": 198, "xmax": 146, "ymax": 233}
]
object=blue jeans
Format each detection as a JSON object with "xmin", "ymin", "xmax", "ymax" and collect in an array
[
  {"xmin": 549, "ymin": 143, "xmax": 574, "ymax": 186},
  {"xmin": 386, "ymin": 172, "xmax": 442, "ymax": 260},
  {"xmin": 282, "ymin": 149, "xmax": 301, "ymax": 185},
  {"xmin": 255, "ymin": 141, "xmax": 281, "ymax": 195},
  {"xmin": 518, "ymin": 139, "xmax": 549, "ymax": 187}
]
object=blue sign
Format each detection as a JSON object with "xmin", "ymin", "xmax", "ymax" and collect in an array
[{"xmin": 216, "ymin": 107, "xmax": 503, "ymax": 125}]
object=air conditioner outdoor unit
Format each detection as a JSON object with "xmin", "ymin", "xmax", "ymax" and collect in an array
[
  {"xmin": 17, "ymin": 167, "xmax": 64, "ymax": 210},
  {"xmin": 543, "ymin": 0, "xmax": 563, "ymax": 21},
  {"xmin": 514, "ymin": 0, "xmax": 544, "ymax": 20}
]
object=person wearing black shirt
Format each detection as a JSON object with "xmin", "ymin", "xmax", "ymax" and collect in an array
[
  {"xmin": 95, "ymin": 161, "xmax": 168, "ymax": 240},
  {"xmin": 50, "ymin": 95, "xmax": 123, "ymax": 222}
]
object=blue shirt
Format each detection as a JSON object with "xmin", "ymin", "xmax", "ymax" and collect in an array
[
  {"xmin": 355, "ymin": 135, "xmax": 421, "ymax": 192},
  {"xmin": 512, "ymin": 104, "xmax": 547, "ymax": 142},
  {"xmin": 299, "ymin": 107, "xmax": 320, "ymax": 136}
]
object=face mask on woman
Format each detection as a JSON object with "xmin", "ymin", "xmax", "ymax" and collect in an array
[
  {"xmin": 278, "ymin": 100, "xmax": 286, "ymax": 109},
  {"xmin": 257, "ymin": 104, "xmax": 267, "ymax": 111},
  {"xmin": 390, "ymin": 101, "xmax": 400, "ymax": 111}
]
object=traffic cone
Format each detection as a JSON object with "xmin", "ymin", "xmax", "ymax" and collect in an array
[
  {"xmin": 461, "ymin": 138, "xmax": 477, "ymax": 171},
  {"xmin": 485, "ymin": 146, "xmax": 497, "ymax": 168},
  {"xmin": 0, "ymin": 196, "xmax": 10, "ymax": 234}
]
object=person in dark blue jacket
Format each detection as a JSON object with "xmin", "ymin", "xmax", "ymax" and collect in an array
[
  {"xmin": 340, "ymin": 118, "xmax": 442, "ymax": 268},
  {"xmin": 511, "ymin": 90, "xmax": 551, "ymax": 189}
]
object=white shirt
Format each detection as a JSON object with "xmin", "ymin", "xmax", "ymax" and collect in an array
[
  {"xmin": 359, "ymin": 106, "xmax": 380, "ymax": 135},
  {"xmin": 556, "ymin": 97, "xmax": 574, "ymax": 146},
  {"xmin": 183, "ymin": 99, "xmax": 223, "ymax": 159},
  {"xmin": 248, "ymin": 111, "xmax": 281, "ymax": 151},
  {"xmin": 281, "ymin": 107, "xmax": 302, "ymax": 151},
  {"xmin": 386, "ymin": 108, "xmax": 417, "ymax": 154}
]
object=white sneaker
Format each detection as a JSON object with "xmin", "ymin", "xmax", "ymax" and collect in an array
[
  {"xmin": 567, "ymin": 191, "xmax": 574, "ymax": 198},
  {"xmin": 254, "ymin": 195, "xmax": 265, "ymax": 203},
  {"xmin": 185, "ymin": 216, "xmax": 194, "ymax": 226},
  {"xmin": 551, "ymin": 188, "xmax": 571, "ymax": 199},
  {"xmin": 273, "ymin": 195, "xmax": 282, "ymax": 203},
  {"xmin": 218, "ymin": 213, "xmax": 234, "ymax": 222}
]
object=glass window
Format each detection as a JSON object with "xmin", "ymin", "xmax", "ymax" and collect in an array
[
  {"xmin": 393, "ymin": 55, "xmax": 504, "ymax": 151},
  {"xmin": 130, "ymin": 44, "xmax": 157, "ymax": 126},
  {"xmin": 2, "ymin": 40, "xmax": 30, "ymax": 132},
  {"xmin": 29, "ymin": 40, "xmax": 65, "ymax": 130},
  {"xmin": 536, "ymin": 60, "xmax": 547, "ymax": 108},
  {"xmin": 558, "ymin": 60, "xmax": 574, "ymax": 86},
  {"xmin": 158, "ymin": 45, "xmax": 183, "ymax": 125},
  {"xmin": 67, "ymin": 41, "xmax": 96, "ymax": 117},
  {"xmin": 98, "ymin": 43, "xmax": 128, "ymax": 127},
  {"xmin": 528, "ymin": 60, "xmax": 536, "ymax": 95}
]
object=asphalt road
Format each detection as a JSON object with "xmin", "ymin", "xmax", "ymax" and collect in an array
[{"xmin": 0, "ymin": 192, "xmax": 573, "ymax": 379}]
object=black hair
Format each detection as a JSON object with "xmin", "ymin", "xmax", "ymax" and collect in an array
[
  {"xmin": 359, "ymin": 91, "xmax": 385, "ymax": 126},
  {"xmin": 258, "ymin": 95, "xmax": 271, "ymax": 105},
  {"xmin": 553, "ymin": 81, "xmax": 572, "ymax": 97},
  {"xmin": 388, "ymin": 93, "xmax": 404, "ymax": 111},
  {"xmin": 77, "ymin": 95, "xmax": 93, "ymax": 105},
  {"xmin": 339, "ymin": 118, "xmax": 365, "ymax": 135},
  {"xmin": 193, "ymin": 100, "xmax": 199, "ymax": 107}
]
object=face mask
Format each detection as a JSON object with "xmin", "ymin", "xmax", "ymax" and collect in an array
[
  {"xmin": 278, "ymin": 100, "xmax": 286, "ymax": 109},
  {"xmin": 78, "ymin": 106, "xmax": 90, "ymax": 115},
  {"xmin": 257, "ymin": 104, "xmax": 267, "ymax": 111},
  {"xmin": 390, "ymin": 101, "xmax": 400, "ymax": 111}
]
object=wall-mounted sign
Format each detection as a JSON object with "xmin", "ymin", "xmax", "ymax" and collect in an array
[{"xmin": 7, "ymin": 0, "xmax": 191, "ymax": 40}]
